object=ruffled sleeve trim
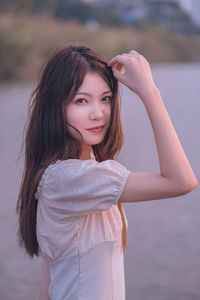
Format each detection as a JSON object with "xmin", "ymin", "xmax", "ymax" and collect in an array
[{"xmin": 35, "ymin": 160, "xmax": 61, "ymax": 200}]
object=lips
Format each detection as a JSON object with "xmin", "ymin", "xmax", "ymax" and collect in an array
[{"xmin": 87, "ymin": 125, "xmax": 104, "ymax": 133}]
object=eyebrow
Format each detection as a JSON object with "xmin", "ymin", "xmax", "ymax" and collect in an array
[{"xmin": 75, "ymin": 91, "xmax": 112, "ymax": 96}]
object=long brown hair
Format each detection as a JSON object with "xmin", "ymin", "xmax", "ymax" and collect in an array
[{"xmin": 16, "ymin": 43, "xmax": 127, "ymax": 257}]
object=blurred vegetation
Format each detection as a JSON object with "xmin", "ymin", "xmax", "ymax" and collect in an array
[
  {"xmin": 0, "ymin": 0, "xmax": 122, "ymax": 25},
  {"xmin": 1, "ymin": 13, "xmax": 200, "ymax": 82}
]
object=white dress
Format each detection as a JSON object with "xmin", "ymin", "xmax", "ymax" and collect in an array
[{"xmin": 36, "ymin": 159, "xmax": 130, "ymax": 300}]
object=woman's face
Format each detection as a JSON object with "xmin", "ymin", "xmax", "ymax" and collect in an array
[{"xmin": 66, "ymin": 72, "xmax": 112, "ymax": 149}]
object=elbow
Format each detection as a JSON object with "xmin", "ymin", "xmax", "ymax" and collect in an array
[
  {"xmin": 178, "ymin": 178, "xmax": 198, "ymax": 195},
  {"xmin": 188, "ymin": 178, "xmax": 198, "ymax": 191}
]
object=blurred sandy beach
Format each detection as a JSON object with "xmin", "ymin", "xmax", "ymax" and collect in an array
[{"xmin": 0, "ymin": 63, "xmax": 200, "ymax": 300}]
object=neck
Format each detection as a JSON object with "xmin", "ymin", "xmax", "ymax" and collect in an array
[{"xmin": 79, "ymin": 144, "xmax": 93, "ymax": 160}]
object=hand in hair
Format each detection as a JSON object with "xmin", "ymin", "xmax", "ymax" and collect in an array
[
  {"xmin": 109, "ymin": 50, "xmax": 198, "ymax": 203},
  {"xmin": 108, "ymin": 50, "xmax": 157, "ymax": 102}
]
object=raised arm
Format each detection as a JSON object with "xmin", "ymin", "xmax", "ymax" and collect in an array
[
  {"xmin": 39, "ymin": 260, "xmax": 50, "ymax": 300},
  {"xmin": 109, "ymin": 50, "xmax": 198, "ymax": 203}
]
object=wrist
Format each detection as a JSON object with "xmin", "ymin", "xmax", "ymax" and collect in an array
[{"xmin": 139, "ymin": 86, "xmax": 161, "ymax": 105}]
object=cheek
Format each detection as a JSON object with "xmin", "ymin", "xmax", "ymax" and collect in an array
[
  {"xmin": 105, "ymin": 105, "xmax": 112, "ymax": 122},
  {"xmin": 66, "ymin": 106, "xmax": 87, "ymax": 140},
  {"xmin": 66, "ymin": 106, "xmax": 83, "ymax": 127},
  {"xmin": 66, "ymin": 111, "xmax": 82, "ymax": 140}
]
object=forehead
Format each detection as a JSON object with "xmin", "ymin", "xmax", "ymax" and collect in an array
[{"xmin": 77, "ymin": 72, "xmax": 111, "ymax": 93}]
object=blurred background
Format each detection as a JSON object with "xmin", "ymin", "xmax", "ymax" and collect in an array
[
  {"xmin": 0, "ymin": 0, "xmax": 200, "ymax": 299},
  {"xmin": 1, "ymin": 0, "xmax": 200, "ymax": 81}
]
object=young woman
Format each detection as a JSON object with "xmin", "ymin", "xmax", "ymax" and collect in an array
[{"xmin": 17, "ymin": 44, "xmax": 198, "ymax": 300}]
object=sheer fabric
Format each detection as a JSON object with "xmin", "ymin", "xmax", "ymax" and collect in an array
[{"xmin": 36, "ymin": 159, "xmax": 130, "ymax": 300}]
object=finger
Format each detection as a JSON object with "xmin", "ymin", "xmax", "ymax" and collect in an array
[
  {"xmin": 121, "ymin": 53, "xmax": 132, "ymax": 57},
  {"xmin": 111, "ymin": 61, "xmax": 126, "ymax": 78},
  {"xmin": 112, "ymin": 66, "xmax": 124, "ymax": 81},
  {"xmin": 129, "ymin": 50, "xmax": 141, "ymax": 56},
  {"xmin": 116, "ymin": 63, "xmax": 123, "ymax": 72},
  {"xmin": 109, "ymin": 52, "xmax": 135, "ymax": 66},
  {"xmin": 129, "ymin": 50, "xmax": 147, "ymax": 62},
  {"xmin": 108, "ymin": 55, "xmax": 127, "ymax": 67}
]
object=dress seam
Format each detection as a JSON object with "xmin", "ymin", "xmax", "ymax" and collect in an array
[
  {"xmin": 77, "ymin": 219, "xmax": 81, "ymax": 300},
  {"xmin": 111, "ymin": 249, "xmax": 114, "ymax": 300}
]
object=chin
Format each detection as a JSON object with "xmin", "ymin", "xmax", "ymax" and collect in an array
[
  {"xmin": 83, "ymin": 135, "xmax": 105, "ymax": 145},
  {"xmin": 84, "ymin": 138, "xmax": 104, "ymax": 146}
]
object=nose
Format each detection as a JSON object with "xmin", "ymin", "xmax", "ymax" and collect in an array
[{"xmin": 89, "ymin": 102, "xmax": 104, "ymax": 120}]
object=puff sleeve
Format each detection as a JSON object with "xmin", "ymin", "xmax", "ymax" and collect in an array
[{"xmin": 36, "ymin": 159, "xmax": 130, "ymax": 218}]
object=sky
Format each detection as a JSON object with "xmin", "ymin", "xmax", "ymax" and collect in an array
[
  {"xmin": 179, "ymin": 0, "xmax": 200, "ymax": 25},
  {"xmin": 179, "ymin": 0, "xmax": 193, "ymax": 12}
]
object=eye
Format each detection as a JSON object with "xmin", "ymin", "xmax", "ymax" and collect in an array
[
  {"xmin": 75, "ymin": 98, "xmax": 87, "ymax": 104},
  {"xmin": 102, "ymin": 96, "xmax": 112, "ymax": 102}
]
